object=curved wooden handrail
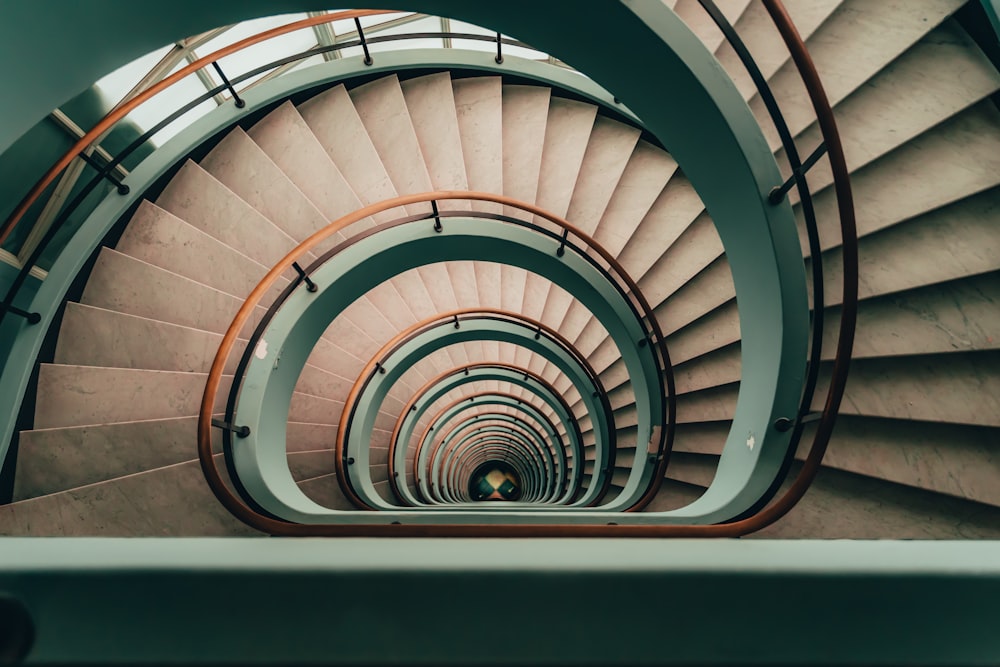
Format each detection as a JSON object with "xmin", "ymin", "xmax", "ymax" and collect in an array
[
  {"xmin": 386, "ymin": 362, "xmax": 582, "ymax": 504},
  {"xmin": 0, "ymin": 9, "xmax": 395, "ymax": 246},
  {"xmin": 336, "ymin": 308, "xmax": 608, "ymax": 508}
]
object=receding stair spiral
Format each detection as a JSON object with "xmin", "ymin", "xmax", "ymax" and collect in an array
[{"xmin": 0, "ymin": 0, "xmax": 998, "ymax": 538}]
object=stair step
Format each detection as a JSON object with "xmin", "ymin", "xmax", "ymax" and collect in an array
[
  {"xmin": 288, "ymin": 450, "xmax": 336, "ymax": 482},
  {"xmin": 297, "ymin": 473, "xmax": 357, "ymax": 510},
  {"xmin": 752, "ymin": 0, "xmax": 965, "ymax": 148},
  {"xmin": 0, "ymin": 458, "xmax": 259, "ymax": 537},
  {"xmin": 453, "ymin": 76, "xmax": 503, "ymax": 212},
  {"xmin": 13, "ymin": 416, "xmax": 211, "ymax": 501},
  {"xmin": 401, "ymin": 72, "xmax": 469, "ymax": 191},
  {"xmin": 55, "ymin": 302, "xmax": 246, "ymax": 374},
  {"xmin": 115, "ymin": 200, "xmax": 285, "ymax": 301},
  {"xmin": 200, "ymin": 127, "xmax": 340, "ymax": 253},
  {"xmin": 34, "ymin": 365, "xmax": 231, "ymax": 430},
  {"xmin": 298, "ymin": 84, "xmax": 405, "ymax": 223},
  {"xmin": 784, "ymin": 19, "xmax": 1000, "ymax": 196},
  {"xmin": 812, "ymin": 351, "xmax": 1000, "ymax": 427},
  {"xmin": 81, "ymin": 248, "xmax": 264, "ymax": 337},
  {"xmin": 156, "ymin": 160, "xmax": 305, "ymax": 266},
  {"xmin": 247, "ymin": 101, "xmax": 372, "ymax": 237}
]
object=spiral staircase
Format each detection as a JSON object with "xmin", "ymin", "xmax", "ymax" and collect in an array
[{"xmin": 0, "ymin": 0, "xmax": 999, "ymax": 664}]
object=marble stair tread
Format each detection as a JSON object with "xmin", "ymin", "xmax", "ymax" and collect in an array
[
  {"xmin": 534, "ymin": 97, "xmax": 598, "ymax": 221},
  {"xmin": 81, "ymin": 248, "xmax": 265, "ymax": 338},
  {"xmin": 635, "ymin": 213, "xmax": 723, "ymax": 307},
  {"xmin": 782, "ymin": 20, "xmax": 1000, "ymax": 197},
  {"xmin": 750, "ymin": 462, "xmax": 1000, "ymax": 539},
  {"xmin": 34, "ymin": 365, "xmax": 232, "ymax": 430},
  {"xmin": 297, "ymin": 83, "xmax": 406, "ymax": 224},
  {"xmin": 12, "ymin": 416, "xmax": 216, "ymax": 501},
  {"xmin": 115, "ymin": 199, "xmax": 287, "ymax": 301},
  {"xmin": 673, "ymin": 384, "xmax": 739, "ymax": 424},
  {"xmin": 350, "ymin": 74, "xmax": 435, "ymax": 210},
  {"xmin": 400, "ymin": 72, "xmax": 469, "ymax": 191},
  {"xmin": 663, "ymin": 303, "xmax": 740, "ymax": 366},
  {"xmin": 286, "ymin": 422, "xmax": 338, "ymax": 453},
  {"xmin": 247, "ymin": 100, "xmax": 374, "ymax": 238},
  {"xmin": 750, "ymin": 0, "xmax": 965, "ymax": 149},
  {"xmin": 55, "ymin": 302, "xmax": 247, "ymax": 374},
  {"xmin": 501, "ymin": 84, "xmax": 550, "ymax": 218},
  {"xmin": 558, "ymin": 139, "xmax": 678, "ymax": 354},
  {"xmin": 199, "ymin": 126, "xmax": 343, "ymax": 256},
  {"xmin": 813, "ymin": 188, "xmax": 1000, "ymax": 309},
  {"xmin": 672, "ymin": 0, "xmax": 753, "ymax": 54},
  {"xmin": 452, "ymin": 76, "xmax": 503, "ymax": 213},
  {"xmin": 670, "ymin": 345, "xmax": 741, "ymax": 396},
  {"xmin": 288, "ymin": 450, "xmax": 336, "ymax": 482},
  {"xmin": 0, "ymin": 459, "xmax": 259, "ymax": 537},
  {"xmin": 296, "ymin": 472, "xmax": 357, "ymax": 511},
  {"xmin": 820, "ymin": 272, "xmax": 1000, "ymax": 359},
  {"xmin": 811, "ymin": 351, "xmax": 1000, "ymax": 428},
  {"xmin": 614, "ymin": 174, "xmax": 705, "ymax": 283},
  {"xmin": 802, "ymin": 102, "xmax": 1000, "ymax": 257},
  {"xmin": 713, "ymin": 0, "xmax": 842, "ymax": 100},
  {"xmin": 155, "ymin": 160, "xmax": 310, "ymax": 266},
  {"xmin": 530, "ymin": 116, "xmax": 642, "ymax": 383}
]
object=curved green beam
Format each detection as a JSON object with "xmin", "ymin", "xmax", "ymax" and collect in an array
[
  {"xmin": 390, "ymin": 364, "xmax": 580, "ymax": 506},
  {"xmin": 395, "ymin": 366, "xmax": 578, "ymax": 505},
  {"xmin": 0, "ymin": 47, "xmax": 633, "ymax": 489},
  {"xmin": 432, "ymin": 417, "xmax": 552, "ymax": 505},
  {"xmin": 424, "ymin": 400, "xmax": 558, "ymax": 504}
]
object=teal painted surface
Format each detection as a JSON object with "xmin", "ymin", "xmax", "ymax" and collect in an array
[
  {"xmin": 984, "ymin": 0, "xmax": 1000, "ymax": 39},
  {"xmin": 2, "ymin": 538, "xmax": 999, "ymax": 665},
  {"xmin": 0, "ymin": 48, "xmax": 627, "ymax": 479}
]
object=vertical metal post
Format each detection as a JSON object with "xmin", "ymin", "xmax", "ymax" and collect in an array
[{"xmin": 354, "ymin": 17, "xmax": 373, "ymax": 65}]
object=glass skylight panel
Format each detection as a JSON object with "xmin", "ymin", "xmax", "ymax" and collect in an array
[
  {"xmin": 120, "ymin": 58, "xmax": 217, "ymax": 147},
  {"xmin": 95, "ymin": 44, "xmax": 175, "ymax": 108},
  {"xmin": 446, "ymin": 20, "xmax": 549, "ymax": 62},
  {"xmin": 356, "ymin": 15, "xmax": 443, "ymax": 53},
  {"xmin": 197, "ymin": 13, "xmax": 315, "ymax": 92}
]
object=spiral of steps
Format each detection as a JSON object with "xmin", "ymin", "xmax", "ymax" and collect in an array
[{"xmin": 1, "ymin": 0, "xmax": 999, "ymax": 540}]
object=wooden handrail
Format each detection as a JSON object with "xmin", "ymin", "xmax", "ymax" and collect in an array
[{"xmin": 0, "ymin": 9, "xmax": 395, "ymax": 246}]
